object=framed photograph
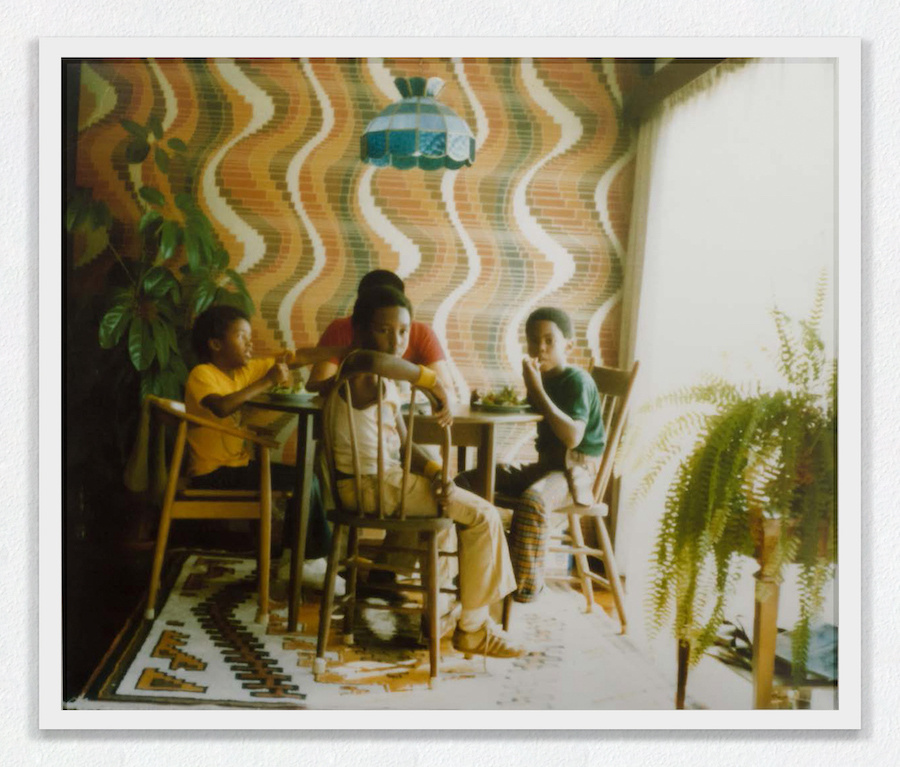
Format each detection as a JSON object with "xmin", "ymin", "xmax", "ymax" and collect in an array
[{"xmin": 40, "ymin": 36, "xmax": 860, "ymax": 729}]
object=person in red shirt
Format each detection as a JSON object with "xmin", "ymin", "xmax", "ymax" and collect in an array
[{"xmin": 306, "ymin": 270, "xmax": 455, "ymax": 397}]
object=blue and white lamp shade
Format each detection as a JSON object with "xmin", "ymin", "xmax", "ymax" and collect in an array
[{"xmin": 361, "ymin": 76, "xmax": 476, "ymax": 170}]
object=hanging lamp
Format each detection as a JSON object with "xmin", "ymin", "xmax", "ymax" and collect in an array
[{"xmin": 360, "ymin": 76, "xmax": 475, "ymax": 170}]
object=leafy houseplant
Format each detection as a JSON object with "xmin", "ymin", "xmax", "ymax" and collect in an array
[
  {"xmin": 640, "ymin": 283, "xmax": 836, "ymax": 691},
  {"xmin": 67, "ymin": 115, "xmax": 255, "ymax": 403},
  {"xmin": 66, "ymin": 113, "xmax": 256, "ymax": 539}
]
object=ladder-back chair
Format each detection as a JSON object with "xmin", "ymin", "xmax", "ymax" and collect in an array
[
  {"xmin": 314, "ymin": 371, "xmax": 459, "ymax": 689},
  {"xmin": 501, "ymin": 361, "xmax": 639, "ymax": 633},
  {"xmin": 143, "ymin": 395, "xmax": 280, "ymax": 625}
]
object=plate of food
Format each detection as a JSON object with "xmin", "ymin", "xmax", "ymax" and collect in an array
[
  {"xmin": 265, "ymin": 384, "xmax": 317, "ymax": 403},
  {"xmin": 470, "ymin": 386, "xmax": 533, "ymax": 413}
]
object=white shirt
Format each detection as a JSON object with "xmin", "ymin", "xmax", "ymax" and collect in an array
[{"xmin": 327, "ymin": 378, "xmax": 403, "ymax": 476}]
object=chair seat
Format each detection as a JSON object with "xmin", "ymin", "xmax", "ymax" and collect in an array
[{"xmin": 552, "ymin": 502, "xmax": 609, "ymax": 518}]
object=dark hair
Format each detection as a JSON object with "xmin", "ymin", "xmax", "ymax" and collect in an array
[
  {"xmin": 358, "ymin": 269, "xmax": 405, "ymax": 295},
  {"xmin": 191, "ymin": 305, "xmax": 249, "ymax": 361},
  {"xmin": 351, "ymin": 286, "xmax": 413, "ymax": 340},
  {"xmin": 525, "ymin": 307, "xmax": 574, "ymax": 340}
]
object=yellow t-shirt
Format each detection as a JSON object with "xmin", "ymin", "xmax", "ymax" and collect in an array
[{"xmin": 184, "ymin": 357, "xmax": 274, "ymax": 477}]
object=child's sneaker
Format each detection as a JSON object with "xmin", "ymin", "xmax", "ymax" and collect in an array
[
  {"xmin": 451, "ymin": 619, "xmax": 525, "ymax": 659},
  {"xmin": 302, "ymin": 557, "xmax": 346, "ymax": 597}
]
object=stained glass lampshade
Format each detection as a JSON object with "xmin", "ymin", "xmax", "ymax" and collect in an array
[{"xmin": 361, "ymin": 76, "xmax": 476, "ymax": 170}]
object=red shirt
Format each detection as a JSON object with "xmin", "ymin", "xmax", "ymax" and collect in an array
[{"xmin": 318, "ymin": 316, "xmax": 445, "ymax": 365}]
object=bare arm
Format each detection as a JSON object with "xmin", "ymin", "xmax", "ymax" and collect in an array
[
  {"xmin": 202, "ymin": 358, "xmax": 290, "ymax": 418},
  {"xmin": 428, "ymin": 360, "xmax": 457, "ymax": 403},
  {"xmin": 341, "ymin": 350, "xmax": 453, "ymax": 427},
  {"xmin": 305, "ymin": 358, "xmax": 339, "ymax": 393},
  {"xmin": 522, "ymin": 358, "xmax": 585, "ymax": 449},
  {"xmin": 288, "ymin": 346, "xmax": 348, "ymax": 369},
  {"xmin": 203, "ymin": 347, "xmax": 348, "ymax": 417}
]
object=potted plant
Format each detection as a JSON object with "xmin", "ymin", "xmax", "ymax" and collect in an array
[
  {"xmin": 638, "ymin": 281, "xmax": 836, "ymax": 706},
  {"xmin": 66, "ymin": 112, "xmax": 255, "ymax": 537}
]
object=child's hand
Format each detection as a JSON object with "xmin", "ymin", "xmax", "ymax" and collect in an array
[
  {"xmin": 522, "ymin": 357, "xmax": 543, "ymax": 398},
  {"xmin": 430, "ymin": 476, "xmax": 456, "ymax": 512},
  {"xmin": 266, "ymin": 354, "xmax": 291, "ymax": 387},
  {"xmin": 430, "ymin": 380, "xmax": 454, "ymax": 427}
]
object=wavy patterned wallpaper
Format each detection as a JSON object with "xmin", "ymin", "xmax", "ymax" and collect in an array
[{"xmin": 72, "ymin": 57, "xmax": 638, "ymax": 456}]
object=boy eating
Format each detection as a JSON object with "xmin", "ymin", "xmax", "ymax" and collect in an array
[{"xmin": 459, "ymin": 307, "xmax": 606, "ymax": 602}]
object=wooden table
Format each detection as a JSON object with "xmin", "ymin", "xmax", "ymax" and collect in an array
[
  {"xmin": 249, "ymin": 394, "xmax": 541, "ymax": 631},
  {"xmin": 247, "ymin": 393, "xmax": 322, "ymax": 630}
]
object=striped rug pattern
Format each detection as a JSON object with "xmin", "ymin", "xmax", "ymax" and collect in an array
[{"xmin": 72, "ymin": 57, "xmax": 637, "ymax": 461}]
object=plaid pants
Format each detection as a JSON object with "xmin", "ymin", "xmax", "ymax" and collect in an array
[{"xmin": 457, "ymin": 462, "xmax": 575, "ymax": 603}]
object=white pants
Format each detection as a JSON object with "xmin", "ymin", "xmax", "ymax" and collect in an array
[{"xmin": 337, "ymin": 466, "xmax": 516, "ymax": 611}]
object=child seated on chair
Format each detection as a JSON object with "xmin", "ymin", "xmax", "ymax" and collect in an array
[
  {"xmin": 457, "ymin": 307, "xmax": 606, "ymax": 603},
  {"xmin": 185, "ymin": 304, "xmax": 346, "ymax": 592},
  {"xmin": 329, "ymin": 285, "xmax": 525, "ymax": 658}
]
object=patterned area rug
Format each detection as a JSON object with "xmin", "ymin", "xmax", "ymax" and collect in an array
[{"xmin": 69, "ymin": 552, "xmax": 682, "ymax": 710}]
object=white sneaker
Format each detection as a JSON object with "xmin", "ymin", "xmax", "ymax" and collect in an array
[
  {"xmin": 302, "ymin": 557, "xmax": 346, "ymax": 597},
  {"xmin": 277, "ymin": 552, "xmax": 345, "ymax": 596}
]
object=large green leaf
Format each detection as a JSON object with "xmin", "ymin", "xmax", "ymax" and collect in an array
[
  {"xmin": 225, "ymin": 268, "xmax": 248, "ymax": 294},
  {"xmin": 158, "ymin": 220, "xmax": 182, "ymax": 261},
  {"xmin": 89, "ymin": 200, "xmax": 112, "ymax": 229},
  {"xmin": 66, "ymin": 193, "xmax": 90, "ymax": 232},
  {"xmin": 98, "ymin": 297, "xmax": 134, "ymax": 349},
  {"xmin": 120, "ymin": 119, "xmax": 148, "ymax": 138},
  {"xmin": 139, "ymin": 209, "xmax": 163, "ymax": 233},
  {"xmin": 127, "ymin": 316, "xmax": 156, "ymax": 371},
  {"xmin": 212, "ymin": 248, "xmax": 230, "ymax": 270},
  {"xmin": 125, "ymin": 139, "xmax": 151, "ymax": 164},
  {"xmin": 151, "ymin": 317, "xmax": 170, "ymax": 369},
  {"xmin": 184, "ymin": 227, "xmax": 202, "ymax": 271},
  {"xmin": 139, "ymin": 186, "xmax": 166, "ymax": 207},
  {"xmin": 174, "ymin": 193, "xmax": 195, "ymax": 212},
  {"xmin": 83, "ymin": 225, "xmax": 110, "ymax": 263},
  {"xmin": 154, "ymin": 146, "xmax": 170, "ymax": 174},
  {"xmin": 142, "ymin": 266, "xmax": 177, "ymax": 298},
  {"xmin": 192, "ymin": 277, "xmax": 217, "ymax": 316},
  {"xmin": 167, "ymin": 137, "xmax": 188, "ymax": 153},
  {"xmin": 147, "ymin": 115, "xmax": 164, "ymax": 140}
]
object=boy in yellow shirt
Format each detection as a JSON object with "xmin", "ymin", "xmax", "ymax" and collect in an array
[{"xmin": 185, "ymin": 305, "xmax": 346, "ymax": 590}]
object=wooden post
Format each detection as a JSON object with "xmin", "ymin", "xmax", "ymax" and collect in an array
[
  {"xmin": 676, "ymin": 639, "xmax": 690, "ymax": 709},
  {"xmin": 751, "ymin": 517, "xmax": 782, "ymax": 709}
]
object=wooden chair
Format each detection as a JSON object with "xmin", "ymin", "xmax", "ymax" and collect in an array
[
  {"xmin": 143, "ymin": 395, "xmax": 280, "ymax": 625},
  {"xmin": 501, "ymin": 361, "xmax": 640, "ymax": 634},
  {"xmin": 314, "ymin": 372, "xmax": 459, "ymax": 689}
]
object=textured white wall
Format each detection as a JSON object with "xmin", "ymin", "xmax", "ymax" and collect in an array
[{"xmin": 2, "ymin": 1, "xmax": 893, "ymax": 764}]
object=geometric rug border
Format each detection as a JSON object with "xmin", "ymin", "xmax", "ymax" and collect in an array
[{"xmin": 72, "ymin": 549, "xmax": 306, "ymax": 709}]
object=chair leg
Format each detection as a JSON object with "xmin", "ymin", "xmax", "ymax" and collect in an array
[
  {"xmin": 343, "ymin": 526, "xmax": 359, "ymax": 643},
  {"xmin": 426, "ymin": 531, "xmax": 441, "ymax": 687},
  {"xmin": 315, "ymin": 523, "xmax": 345, "ymax": 680},
  {"xmin": 568, "ymin": 512, "xmax": 594, "ymax": 613},
  {"xmin": 501, "ymin": 594, "xmax": 513, "ymax": 632},
  {"xmin": 594, "ymin": 516, "xmax": 627, "ymax": 633},
  {"xmin": 256, "ymin": 449, "xmax": 272, "ymax": 625},
  {"xmin": 145, "ymin": 503, "xmax": 174, "ymax": 620}
]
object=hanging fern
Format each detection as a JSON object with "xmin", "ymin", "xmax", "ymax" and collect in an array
[{"xmin": 644, "ymin": 282, "xmax": 837, "ymax": 683}]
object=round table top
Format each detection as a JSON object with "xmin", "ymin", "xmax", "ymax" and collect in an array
[{"xmin": 249, "ymin": 393, "xmax": 542, "ymax": 424}]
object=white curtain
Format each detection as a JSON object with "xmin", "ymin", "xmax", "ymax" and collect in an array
[{"xmin": 618, "ymin": 59, "xmax": 837, "ymax": 660}]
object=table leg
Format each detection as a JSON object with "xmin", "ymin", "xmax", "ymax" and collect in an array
[
  {"xmin": 476, "ymin": 424, "xmax": 496, "ymax": 503},
  {"xmin": 288, "ymin": 413, "xmax": 316, "ymax": 632}
]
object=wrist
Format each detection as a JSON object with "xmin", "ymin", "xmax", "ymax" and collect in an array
[
  {"xmin": 414, "ymin": 364, "xmax": 438, "ymax": 390},
  {"xmin": 423, "ymin": 460, "xmax": 442, "ymax": 481}
]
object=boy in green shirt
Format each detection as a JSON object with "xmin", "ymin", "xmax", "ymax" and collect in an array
[{"xmin": 459, "ymin": 307, "xmax": 606, "ymax": 602}]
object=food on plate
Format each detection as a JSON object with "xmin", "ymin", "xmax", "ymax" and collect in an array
[
  {"xmin": 270, "ymin": 375, "xmax": 306, "ymax": 396},
  {"xmin": 470, "ymin": 385, "xmax": 527, "ymax": 408}
]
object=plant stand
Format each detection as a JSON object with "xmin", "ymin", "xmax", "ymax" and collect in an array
[{"xmin": 751, "ymin": 517, "xmax": 782, "ymax": 709}]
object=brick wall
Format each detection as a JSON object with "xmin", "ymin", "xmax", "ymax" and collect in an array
[{"xmin": 71, "ymin": 57, "xmax": 638, "ymax": 461}]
